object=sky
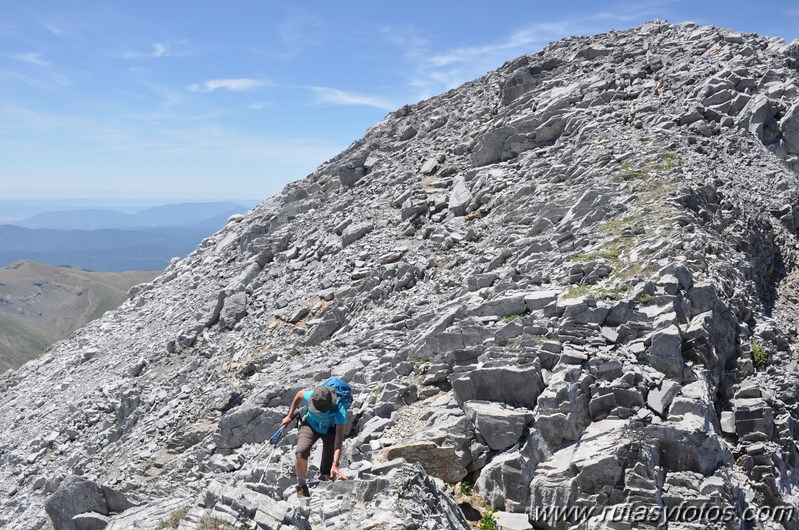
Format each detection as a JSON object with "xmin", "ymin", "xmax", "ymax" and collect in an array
[{"xmin": 1, "ymin": 1, "xmax": 798, "ymax": 204}]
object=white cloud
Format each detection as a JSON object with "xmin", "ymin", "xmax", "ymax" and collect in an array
[
  {"xmin": 121, "ymin": 41, "xmax": 191, "ymax": 59},
  {"xmin": 389, "ymin": 4, "xmax": 674, "ymax": 103},
  {"xmin": 188, "ymin": 78, "xmax": 267, "ymax": 93},
  {"xmin": 306, "ymin": 86, "xmax": 396, "ymax": 110},
  {"xmin": 425, "ymin": 21, "xmax": 576, "ymax": 69},
  {"xmin": 10, "ymin": 52, "xmax": 50, "ymax": 67},
  {"xmin": 247, "ymin": 101, "xmax": 274, "ymax": 110},
  {"xmin": 278, "ymin": 13, "xmax": 327, "ymax": 53},
  {"xmin": 43, "ymin": 22, "xmax": 69, "ymax": 39},
  {"xmin": 0, "ymin": 68, "xmax": 71, "ymax": 89},
  {"xmin": 378, "ymin": 25, "xmax": 429, "ymax": 60},
  {"xmin": 786, "ymin": 9, "xmax": 799, "ymax": 16}
]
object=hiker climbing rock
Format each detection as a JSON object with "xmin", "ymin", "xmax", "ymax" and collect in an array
[{"xmin": 281, "ymin": 378, "xmax": 351, "ymax": 497}]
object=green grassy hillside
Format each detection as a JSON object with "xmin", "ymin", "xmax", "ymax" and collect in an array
[{"xmin": 0, "ymin": 261, "xmax": 159, "ymax": 372}]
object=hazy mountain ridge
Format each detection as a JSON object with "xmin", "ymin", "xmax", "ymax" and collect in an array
[
  {"xmin": 0, "ymin": 261, "xmax": 158, "ymax": 373},
  {"xmin": 0, "ymin": 202, "xmax": 257, "ymax": 272},
  {"xmin": 16, "ymin": 201, "xmax": 255, "ymax": 230},
  {"xmin": 1, "ymin": 21, "xmax": 799, "ymax": 530}
]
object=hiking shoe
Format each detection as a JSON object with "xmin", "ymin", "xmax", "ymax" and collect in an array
[{"xmin": 296, "ymin": 483, "xmax": 310, "ymax": 497}]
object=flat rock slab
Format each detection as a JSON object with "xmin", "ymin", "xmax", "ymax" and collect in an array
[
  {"xmin": 452, "ymin": 366, "xmax": 544, "ymax": 408},
  {"xmin": 463, "ymin": 400, "xmax": 532, "ymax": 451},
  {"xmin": 648, "ymin": 379, "xmax": 681, "ymax": 415},
  {"xmin": 495, "ymin": 511, "xmax": 533, "ymax": 530},
  {"xmin": 383, "ymin": 441, "xmax": 467, "ymax": 483}
]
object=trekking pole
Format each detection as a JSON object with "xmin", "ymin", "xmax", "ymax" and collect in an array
[
  {"xmin": 232, "ymin": 424, "xmax": 284, "ymax": 483},
  {"xmin": 232, "ymin": 408, "xmax": 302, "ymax": 483},
  {"xmin": 258, "ymin": 426, "xmax": 285, "ymax": 484}
]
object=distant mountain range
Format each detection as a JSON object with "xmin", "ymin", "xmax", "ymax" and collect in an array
[
  {"xmin": 15, "ymin": 201, "xmax": 250, "ymax": 230},
  {"xmin": 0, "ymin": 201, "xmax": 257, "ymax": 272},
  {"xmin": 0, "ymin": 260, "xmax": 158, "ymax": 372}
]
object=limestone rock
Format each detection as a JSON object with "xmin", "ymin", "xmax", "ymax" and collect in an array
[
  {"xmin": 647, "ymin": 325, "xmax": 684, "ymax": 380},
  {"xmin": 219, "ymin": 291, "xmax": 247, "ymax": 330},
  {"xmin": 216, "ymin": 406, "xmax": 283, "ymax": 450},
  {"xmin": 449, "ymin": 175, "xmax": 472, "ymax": 216},
  {"xmin": 383, "ymin": 441, "xmax": 467, "ymax": 483},
  {"xmin": 44, "ymin": 476, "xmax": 133, "ymax": 530},
  {"xmin": 463, "ymin": 400, "xmax": 531, "ymax": 451},
  {"xmin": 4, "ymin": 21, "xmax": 799, "ymax": 530},
  {"xmin": 782, "ymin": 103, "xmax": 799, "ymax": 154},
  {"xmin": 647, "ymin": 379, "xmax": 681, "ymax": 415},
  {"xmin": 452, "ymin": 366, "xmax": 544, "ymax": 408}
]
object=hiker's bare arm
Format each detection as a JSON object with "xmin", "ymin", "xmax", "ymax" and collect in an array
[
  {"xmin": 330, "ymin": 423, "xmax": 348, "ymax": 480},
  {"xmin": 281, "ymin": 390, "xmax": 306, "ymax": 427}
]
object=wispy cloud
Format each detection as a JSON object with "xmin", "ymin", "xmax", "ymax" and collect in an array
[
  {"xmin": 278, "ymin": 13, "xmax": 327, "ymax": 53},
  {"xmin": 121, "ymin": 41, "xmax": 191, "ymax": 59},
  {"xmin": 306, "ymin": 86, "xmax": 395, "ymax": 110},
  {"xmin": 378, "ymin": 25, "xmax": 429, "ymax": 60},
  {"xmin": 10, "ymin": 52, "xmax": 50, "ymax": 67},
  {"xmin": 425, "ymin": 25, "xmax": 560, "ymax": 68},
  {"xmin": 0, "ymin": 68, "xmax": 70, "ymax": 89},
  {"xmin": 188, "ymin": 78, "xmax": 267, "ymax": 93},
  {"xmin": 43, "ymin": 22, "xmax": 70, "ymax": 39},
  {"xmin": 388, "ymin": 3, "xmax": 673, "ymax": 102},
  {"xmin": 247, "ymin": 101, "xmax": 274, "ymax": 110},
  {"xmin": 786, "ymin": 9, "xmax": 799, "ymax": 17}
]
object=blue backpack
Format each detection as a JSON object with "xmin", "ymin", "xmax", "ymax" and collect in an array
[{"xmin": 320, "ymin": 377, "xmax": 352, "ymax": 410}]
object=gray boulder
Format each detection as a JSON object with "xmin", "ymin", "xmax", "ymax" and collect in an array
[
  {"xmin": 734, "ymin": 398, "xmax": 774, "ymax": 439},
  {"xmin": 341, "ymin": 222, "xmax": 374, "ymax": 247},
  {"xmin": 533, "ymin": 368, "xmax": 591, "ymax": 448},
  {"xmin": 524, "ymin": 290, "xmax": 560, "ymax": 311},
  {"xmin": 470, "ymin": 293, "xmax": 528, "ymax": 318},
  {"xmin": 471, "ymin": 126, "xmax": 516, "ymax": 167},
  {"xmin": 782, "ymin": 103, "xmax": 799, "ymax": 154},
  {"xmin": 647, "ymin": 325, "xmax": 684, "ymax": 380},
  {"xmin": 463, "ymin": 400, "xmax": 532, "ymax": 451},
  {"xmin": 502, "ymin": 65, "xmax": 537, "ymax": 106},
  {"xmin": 45, "ymin": 476, "xmax": 133, "ymax": 530},
  {"xmin": 219, "ymin": 292, "xmax": 247, "ymax": 330},
  {"xmin": 529, "ymin": 420, "xmax": 629, "ymax": 529},
  {"xmin": 398, "ymin": 124, "xmax": 417, "ymax": 141},
  {"xmin": 383, "ymin": 441, "xmax": 467, "ymax": 483},
  {"xmin": 449, "ymin": 175, "xmax": 472, "ymax": 216},
  {"xmin": 647, "ymin": 379, "xmax": 681, "ymax": 415},
  {"xmin": 216, "ymin": 406, "xmax": 283, "ymax": 450},
  {"xmin": 338, "ymin": 163, "xmax": 365, "ymax": 187},
  {"xmin": 476, "ymin": 428, "xmax": 550, "ymax": 512},
  {"xmin": 452, "ymin": 366, "xmax": 544, "ymax": 408}
]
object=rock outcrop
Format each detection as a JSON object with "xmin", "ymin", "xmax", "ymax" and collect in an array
[{"xmin": 2, "ymin": 20, "xmax": 799, "ymax": 530}]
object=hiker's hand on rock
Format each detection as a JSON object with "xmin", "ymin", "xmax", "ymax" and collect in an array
[
  {"xmin": 280, "ymin": 414, "xmax": 293, "ymax": 427},
  {"xmin": 330, "ymin": 465, "xmax": 348, "ymax": 481}
]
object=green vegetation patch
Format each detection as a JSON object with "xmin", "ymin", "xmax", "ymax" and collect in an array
[
  {"xmin": 752, "ymin": 341, "xmax": 768, "ymax": 368},
  {"xmin": 156, "ymin": 507, "xmax": 190, "ymax": 530},
  {"xmin": 635, "ymin": 293, "xmax": 654, "ymax": 306},
  {"xmin": 197, "ymin": 517, "xmax": 243, "ymax": 530},
  {"xmin": 479, "ymin": 510, "xmax": 499, "ymax": 530},
  {"xmin": 503, "ymin": 310, "xmax": 531, "ymax": 322},
  {"xmin": 370, "ymin": 386, "xmax": 384, "ymax": 405},
  {"xmin": 564, "ymin": 284, "xmax": 593, "ymax": 299},
  {"xmin": 613, "ymin": 152, "xmax": 683, "ymax": 190},
  {"xmin": 571, "ymin": 247, "xmax": 622, "ymax": 262}
]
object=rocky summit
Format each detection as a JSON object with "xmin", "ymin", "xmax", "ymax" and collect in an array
[{"xmin": 2, "ymin": 20, "xmax": 799, "ymax": 530}]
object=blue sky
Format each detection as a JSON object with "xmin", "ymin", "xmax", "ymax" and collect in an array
[{"xmin": 1, "ymin": 1, "xmax": 797, "ymax": 203}]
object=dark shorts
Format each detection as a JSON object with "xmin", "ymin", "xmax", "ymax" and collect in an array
[{"xmin": 296, "ymin": 422, "xmax": 336, "ymax": 476}]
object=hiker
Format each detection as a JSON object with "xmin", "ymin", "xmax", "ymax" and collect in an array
[{"xmin": 281, "ymin": 383, "xmax": 349, "ymax": 497}]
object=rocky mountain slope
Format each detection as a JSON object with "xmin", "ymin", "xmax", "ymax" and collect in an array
[
  {"xmin": 2, "ymin": 20, "xmax": 799, "ymax": 530},
  {"xmin": 0, "ymin": 261, "xmax": 158, "ymax": 373}
]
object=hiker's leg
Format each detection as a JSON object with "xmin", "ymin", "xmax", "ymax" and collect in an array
[
  {"xmin": 319, "ymin": 430, "xmax": 336, "ymax": 478},
  {"xmin": 295, "ymin": 424, "xmax": 317, "ymax": 482}
]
